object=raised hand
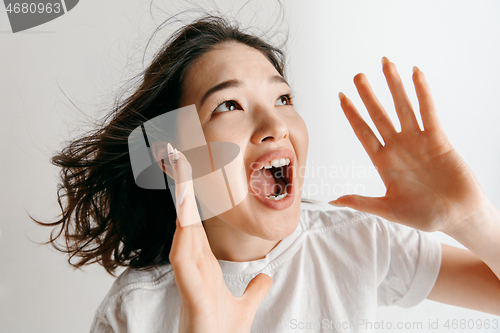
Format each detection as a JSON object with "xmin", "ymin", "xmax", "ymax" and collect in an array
[
  {"xmin": 165, "ymin": 144, "xmax": 272, "ymax": 333},
  {"xmin": 332, "ymin": 57, "xmax": 489, "ymax": 234}
]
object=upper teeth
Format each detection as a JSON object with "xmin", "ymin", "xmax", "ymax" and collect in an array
[{"xmin": 262, "ymin": 158, "xmax": 290, "ymax": 169}]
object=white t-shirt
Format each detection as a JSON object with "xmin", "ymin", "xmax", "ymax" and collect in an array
[{"xmin": 90, "ymin": 208, "xmax": 441, "ymax": 333}]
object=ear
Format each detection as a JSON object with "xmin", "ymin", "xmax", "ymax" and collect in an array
[{"xmin": 151, "ymin": 141, "xmax": 174, "ymax": 179}]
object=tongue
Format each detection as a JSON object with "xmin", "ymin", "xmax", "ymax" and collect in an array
[{"xmin": 250, "ymin": 168, "xmax": 276, "ymax": 197}]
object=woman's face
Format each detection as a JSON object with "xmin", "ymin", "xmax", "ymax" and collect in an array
[{"xmin": 179, "ymin": 41, "xmax": 309, "ymax": 241}]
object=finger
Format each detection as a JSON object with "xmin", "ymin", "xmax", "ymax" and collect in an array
[
  {"xmin": 168, "ymin": 147, "xmax": 199, "ymax": 226},
  {"xmin": 329, "ymin": 195, "xmax": 395, "ymax": 222},
  {"xmin": 168, "ymin": 146, "xmax": 210, "ymax": 264},
  {"xmin": 240, "ymin": 273, "xmax": 273, "ymax": 312},
  {"xmin": 339, "ymin": 93, "xmax": 383, "ymax": 159},
  {"xmin": 151, "ymin": 142, "xmax": 175, "ymax": 178},
  {"xmin": 169, "ymin": 190, "xmax": 208, "ymax": 263},
  {"xmin": 353, "ymin": 73, "xmax": 397, "ymax": 141},
  {"xmin": 166, "ymin": 146, "xmax": 220, "ymax": 308},
  {"xmin": 169, "ymin": 185, "xmax": 213, "ymax": 290},
  {"xmin": 382, "ymin": 57, "xmax": 421, "ymax": 132},
  {"xmin": 171, "ymin": 148, "xmax": 191, "ymax": 199},
  {"xmin": 412, "ymin": 67, "xmax": 444, "ymax": 133}
]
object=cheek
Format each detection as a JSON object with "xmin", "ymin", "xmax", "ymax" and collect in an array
[
  {"xmin": 202, "ymin": 120, "xmax": 252, "ymax": 158},
  {"xmin": 290, "ymin": 114, "xmax": 309, "ymax": 158},
  {"xmin": 201, "ymin": 121, "xmax": 251, "ymax": 180},
  {"xmin": 288, "ymin": 114, "xmax": 309, "ymax": 187},
  {"xmin": 202, "ymin": 120, "xmax": 242, "ymax": 142}
]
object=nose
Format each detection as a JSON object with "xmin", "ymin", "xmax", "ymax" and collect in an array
[{"xmin": 250, "ymin": 104, "xmax": 289, "ymax": 144}]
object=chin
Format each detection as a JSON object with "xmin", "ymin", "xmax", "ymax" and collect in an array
[
  {"xmin": 245, "ymin": 195, "xmax": 302, "ymax": 240},
  {"xmin": 256, "ymin": 216, "xmax": 299, "ymax": 241},
  {"xmin": 213, "ymin": 194, "xmax": 301, "ymax": 241}
]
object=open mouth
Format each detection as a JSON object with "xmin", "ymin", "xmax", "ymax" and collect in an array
[
  {"xmin": 248, "ymin": 149, "xmax": 295, "ymax": 208},
  {"xmin": 250, "ymin": 158, "xmax": 292, "ymax": 200}
]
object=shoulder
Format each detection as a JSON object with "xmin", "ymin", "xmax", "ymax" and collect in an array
[
  {"xmin": 298, "ymin": 205, "xmax": 427, "ymax": 252},
  {"xmin": 299, "ymin": 205, "xmax": 389, "ymax": 234},
  {"xmin": 106, "ymin": 264, "xmax": 174, "ymax": 296},
  {"xmin": 92, "ymin": 264, "xmax": 178, "ymax": 323}
]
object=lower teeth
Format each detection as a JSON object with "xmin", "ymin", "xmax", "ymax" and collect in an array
[{"xmin": 266, "ymin": 192, "xmax": 288, "ymax": 201}]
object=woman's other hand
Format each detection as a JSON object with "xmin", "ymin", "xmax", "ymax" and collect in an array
[
  {"xmin": 166, "ymin": 144, "xmax": 272, "ymax": 333},
  {"xmin": 333, "ymin": 57, "xmax": 493, "ymax": 235}
]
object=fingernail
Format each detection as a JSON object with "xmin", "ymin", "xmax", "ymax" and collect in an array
[
  {"xmin": 167, "ymin": 143, "xmax": 174, "ymax": 165},
  {"xmin": 381, "ymin": 56, "xmax": 390, "ymax": 65},
  {"xmin": 413, "ymin": 66, "xmax": 420, "ymax": 74},
  {"xmin": 176, "ymin": 183, "xmax": 188, "ymax": 207},
  {"xmin": 328, "ymin": 200, "xmax": 345, "ymax": 207},
  {"xmin": 173, "ymin": 148, "xmax": 179, "ymax": 163},
  {"xmin": 338, "ymin": 92, "xmax": 346, "ymax": 101}
]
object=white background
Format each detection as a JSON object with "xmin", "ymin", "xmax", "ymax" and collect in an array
[{"xmin": 1, "ymin": 1, "xmax": 500, "ymax": 332}]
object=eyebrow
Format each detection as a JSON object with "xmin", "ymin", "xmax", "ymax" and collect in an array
[
  {"xmin": 269, "ymin": 75, "xmax": 289, "ymax": 87},
  {"xmin": 200, "ymin": 80, "xmax": 241, "ymax": 107},
  {"xmin": 199, "ymin": 75, "xmax": 289, "ymax": 107}
]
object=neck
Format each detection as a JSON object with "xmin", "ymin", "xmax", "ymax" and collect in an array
[{"xmin": 202, "ymin": 219, "xmax": 281, "ymax": 262}]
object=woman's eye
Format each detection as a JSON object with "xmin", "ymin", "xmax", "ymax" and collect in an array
[
  {"xmin": 213, "ymin": 100, "xmax": 241, "ymax": 113},
  {"xmin": 275, "ymin": 95, "xmax": 291, "ymax": 106}
]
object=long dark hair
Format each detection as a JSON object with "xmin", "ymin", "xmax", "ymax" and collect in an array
[{"xmin": 34, "ymin": 14, "xmax": 288, "ymax": 275}]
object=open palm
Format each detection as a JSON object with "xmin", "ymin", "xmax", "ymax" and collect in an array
[{"xmin": 334, "ymin": 58, "xmax": 487, "ymax": 233}]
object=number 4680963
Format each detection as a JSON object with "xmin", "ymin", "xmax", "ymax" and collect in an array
[
  {"xmin": 6, "ymin": 2, "xmax": 61, "ymax": 14},
  {"xmin": 443, "ymin": 319, "xmax": 498, "ymax": 330}
]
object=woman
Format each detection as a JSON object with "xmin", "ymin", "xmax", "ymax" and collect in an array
[{"xmin": 40, "ymin": 15, "xmax": 500, "ymax": 332}]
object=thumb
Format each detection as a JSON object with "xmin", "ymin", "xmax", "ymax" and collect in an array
[
  {"xmin": 330, "ymin": 195, "xmax": 393, "ymax": 219},
  {"xmin": 240, "ymin": 273, "xmax": 273, "ymax": 311}
]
